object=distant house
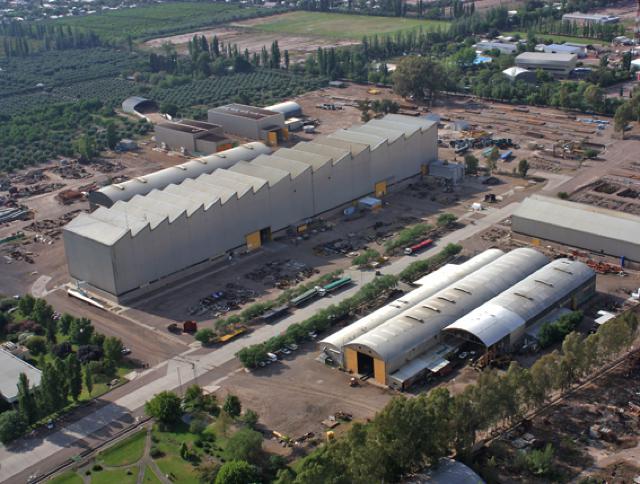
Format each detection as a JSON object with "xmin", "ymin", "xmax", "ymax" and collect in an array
[
  {"xmin": 475, "ymin": 41, "xmax": 518, "ymax": 55},
  {"xmin": 502, "ymin": 66, "xmax": 537, "ymax": 84},
  {"xmin": 562, "ymin": 12, "xmax": 619, "ymax": 25}
]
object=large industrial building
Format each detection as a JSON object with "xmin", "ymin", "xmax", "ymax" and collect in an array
[
  {"xmin": 321, "ymin": 248, "xmax": 505, "ymax": 366},
  {"xmin": 332, "ymin": 248, "xmax": 548, "ymax": 388},
  {"xmin": 65, "ymin": 114, "xmax": 438, "ymax": 301},
  {"xmin": 445, "ymin": 258, "xmax": 595, "ymax": 352},
  {"xmin": 88, "ymin": 143, "xmax": 270, "ymax": 209},
  {"xmin": 321, "ymin": 247, "xmax": 597, "ymax": 390},
  {"xmin": 512, "ymin": 195, "xmax": 640, "ymax": 262},
  {"xmin": 154, "ymin": 119, "xmax": 233, "ymax": 155},
  {"xmin": 207, "ymin": 104, "xmax": 287, "ymax": 145},
  {"xmin": 515, "ymin": 52, "xmax": 577, "ymax": 78}
]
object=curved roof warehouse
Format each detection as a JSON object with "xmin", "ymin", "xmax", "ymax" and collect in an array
[
  {"xmin": 342, "ymin": 248, "xmax": 548, "ymax": 386},
  {"xmin": 320, "ymin": 248, "xmax": 505, "ymax": 365},
  {"xmin": 444, "ymin": 258, "xmax": 595, "ymax": 350}
]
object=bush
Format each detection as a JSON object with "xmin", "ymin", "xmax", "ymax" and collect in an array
[
  {"xmin": 538, "ymin": 311, "xmax": 583, "ymax": 348},
  {"xmin": 77, "ymin": 344, "xmax": 104, "ymax": 363},
  {"xmin": 51, "ymin": 341, "xmax": 72, "ymax": 359},
  {"xmin": 352, "ymin": 249, "xmax": 380, "ymax": 267},
  {"xmin": 436, "ymin": 213, "xmax": 458, "ymax": 228},
  {"xmin": 25, "ymin": 335, "xmax": 47, "ymax": 355},
  {"xmin": 557, "ymin": 191, "xmax": 569, "ymax": 199},
  {"xmin": 92, "ymin": 464, "xmax": 103, "ymax": 472},
  {"xmin": 195, "ymin": 328, "xmax": 215, "ymax": 346},
  {"xmin": 384, "ymin": 223, "xmax": 433, "ymax": 254},
  {"xmin": 150, "ymin": 446, "xmax": 164, "ymax": 458},
  {"xmin": 398, "ymin": 243, "xmax": 462, "ymax": 282}
]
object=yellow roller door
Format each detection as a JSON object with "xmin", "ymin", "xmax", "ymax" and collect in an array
[
  {"xmin": 373, "ymin": 358, "xmax": 386, "ymax": 385},
  {"xmin": 374, "ymin": 180, "xmax": 387, "ymax": 197},
  {"xmin": 245, "ymin": 231, "xmax": 261, "ymax": 251},
  {"xmin": 267, "ymin": 131, "xmax": 278, "ymax": 146},
  {"xmin": 344, "ymin": 348, "xmax": 358, "ymax": 373}
]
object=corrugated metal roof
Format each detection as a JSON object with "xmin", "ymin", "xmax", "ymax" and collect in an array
[
  {"xmin": 513, "ymin": 195, "xmax": 640, "ymax": 247},
  {"xmin": 516, "ymin": 52, "xmax": 577, "ymax": 63},
  {"xmin": 444, "ymin": 259, "xmax": 594, "ymax": 347},
  {"xmin": 346, "ymin": 248, "xmax": 547, "ymax": 365},
  {"xmin": 0, "ymin": 349, "xmax": 42, "ymax": 403},
  {"xmin": 320, "ymin": 249, "xmax": 504, "ymax": 354},
  {"xmin": 91, "ymin": 143, "xmax": 270, "ymax": 206},
  {"xmin": 66, "ymin": 115, "xmax": 433, "ymax": 249}
]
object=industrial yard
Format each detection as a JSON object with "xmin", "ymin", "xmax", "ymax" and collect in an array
[{"xmin": 2, "ymin": 79, "xmax": 640, "ymax": 484}]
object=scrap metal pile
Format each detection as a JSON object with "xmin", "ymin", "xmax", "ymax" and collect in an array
[{"xmin": 244, "ymin": 259, "xmax": 317, "ymax": 288}]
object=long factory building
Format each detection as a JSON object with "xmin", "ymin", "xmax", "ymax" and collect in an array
[
  {"xmin": 64, "ymin": 114, "xmax": 438, "ymax": 301},
  {"xmin": 512, "ymin": 195, "xmax": 640, "ymax": 262},
  {"xmin": 321, "ymin": 248, "xmax": 596, "ymax": 390}
]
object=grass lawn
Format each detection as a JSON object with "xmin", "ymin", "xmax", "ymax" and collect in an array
[
  {"xmin": 98, "ymin": 430, "xmax": 146, "ymax": 467},
  {"xmin": 506, "ymin": 32, "xmax": 600, "ymax": 45},
  {"xmin": 251, "ymin": 11, "xmax": 449, "ymax": 40},
  {"xmin": 152, "ymin": 423, "xmax": 201, "ymax": 484},
  {"xmin": 143, "ymin": 465, "xmax": 163, "ymax": 484},
  {"xmin": 91, "ymin": 467, "xmax": 139, "ymax": 484},
  {"xmin": 48, "ymin": 470, "xmax": 83, "ymax": 484}
]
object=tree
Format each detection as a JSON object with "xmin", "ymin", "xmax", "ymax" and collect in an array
[
  {"xmin": 69, "ymin": 317, "xmax": 93, "ymax": 345},
  {"xmin": 17, "ymin": 373, "xmax": 38, "ymax": 425},
  {"xmin": 436, "ymin": 213, "xmax": 457, "ymax": 228},
  {"xmin": 614, "ymin": 102, "xmax": 633, "ymax": 139},
  {"xmin": 106, "ymin": 123, "xmax": 119, "ymax": 150},
  {"xmin": 160, "ymin": 102, "xmax": 178, "ymax": 118},
  {"xmin": 195, "ymin": 328, "xmax": 215, "ymax": 346},
  {"xmin": 0, "ymin": 410, "xmax": 26, "ymax": 444},
  {"xmin": 197, "ymin": 462, "xmax": 220, "ymax": 483},
  {"xmin": 214, "ymin": 460, "xmax": 259, "ymax": 484},
  {"xmin": 66, "ymin": 354, "xmax": 82, "ymax": 402},
  {"xmin": 226, "ymin": 427, "xmax": 263, "ymax": 463},
  {"xmin": 18, "ymin": 294, "xmax": 35, "ymax": 316},
  {"xmin": 103, "ymin": 336, "xmax": 123, "ymax": 364},
  {"xmin": 59, "ymin": 314, "xmax": 73, "ymax": 335},
  {"xmin": 464, "ymin": 154, "xmax": 478, "ymax": 175},
  {"xmin": 76, "ymin": 134, "xmax": 96, "ymax": 162},
  {"xmin": 487, "ymin": 147, "xmax": 499, "ymax": 173},
  {"xmin": 84, "ymin": 363, "xmax": 93, "ymax": 397},
  {"xmin": 223, "ymin": 394, "xmax": 241, "ymax": 418},
  {"xmin": 517, "ymin": 158, "xmax": 530, "ymax": 178},
  {"xmin": 393, "ymin": 56, "xmax": 444, "ymax": 104},
  {"xmin": 145, "ymin": 391, "xmax": 182, "ymax": 424}
]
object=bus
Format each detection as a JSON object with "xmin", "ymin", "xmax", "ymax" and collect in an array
[{"xmin": 323, "ymin": 276, "xmax": 352, "ymax": 293}]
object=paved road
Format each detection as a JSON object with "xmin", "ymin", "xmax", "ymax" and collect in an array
[{"xmin": 0, "ymin": 201, "xmax": 521, "ymax": 483}]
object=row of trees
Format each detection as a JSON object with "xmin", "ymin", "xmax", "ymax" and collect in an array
[
  {"xmin": 281, "ymin": 312, "xmax": 639, "ymax": 483},
  {"xmin": 614, "ymin": 84, "xmax": 640, "ymax": 137},
  {"xmin": 237, "ymin": 244, "xmax": 463, "ymax": 368},
  {"xmin": 0, "ymin": 21, "xmax": 104, "ymax": 57},
  {"xmin": 0, "ymin": 296, "xmax": 126, "ymax": 444}
]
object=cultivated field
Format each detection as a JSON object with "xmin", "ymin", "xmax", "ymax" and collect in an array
[
  {"xmin": 51, "ymin": 2, "xmax": 280, "ymax": 42},
  {"xmin": 233, "ymin": 11, "xmax": 449, "ymax": 40}
]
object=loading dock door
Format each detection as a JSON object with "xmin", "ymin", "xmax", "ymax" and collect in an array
[
  {"xmin": 374, "ymin": 180, "xmax": 387, "ymax": 197},
  {"xmin": 246, "ymin": 231, "xmax": 261, "ymax": 251},
  {"xmin": 260, "ymin": 227, "xmax": 272, "ymax": 244},
  {"xmin": 357, "ymin": 352, "xmax": 374, "ymax": 376}
]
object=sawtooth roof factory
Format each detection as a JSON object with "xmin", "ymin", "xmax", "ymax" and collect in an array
[
  {"xmin": 64, "ymin": 114, "xmax": 438, "ymax": 301},
  {"xmin": 320, "ymin": 248, "xmax": 595, "ymax": 390}
]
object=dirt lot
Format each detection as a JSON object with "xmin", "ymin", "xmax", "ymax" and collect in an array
[
  {"xmin": 221, "ymin": 338, "xmax": 394, "ymax": 440},
  {"xmin": 143, "ymin": 26, "xmax": 359, "ymax": 61},
  {"xmin": 471, "ymin": 349, "xmax": 640, "ymax": 483}
]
